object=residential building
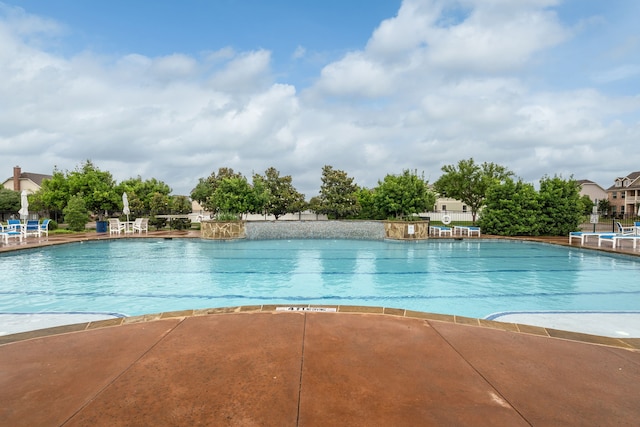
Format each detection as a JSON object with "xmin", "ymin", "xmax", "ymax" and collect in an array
[
  {"xmin": 607, "ymin": 171, "xmax": 640, "ymax": 218},
  {"xmin": 2, "ymin": 166, "xmax": 51, "ymax": 194},
  {"xmin": 577, "ymin": 179, "xmax": 607, "ymax": 207},
  {"xmin": 434, "ymin": 196, "xmax": 467, "ymax": 213}
]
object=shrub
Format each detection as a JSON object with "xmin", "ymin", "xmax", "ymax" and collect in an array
[{"xmin": 63, "ymin": 195, "xmax": 89, "ymax": 232}]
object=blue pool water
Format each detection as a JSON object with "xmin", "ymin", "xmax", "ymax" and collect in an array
[{"xmin": 1, "ymin": 239, "xmax": 639, "ymax": 319}]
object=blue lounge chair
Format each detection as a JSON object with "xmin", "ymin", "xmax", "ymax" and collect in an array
[
  {"xmin": 454, "ymin": 226, "xmax": 481, "ymax": 236},
  {"xmin": 7, "ymin": 219, "xmax": 21, "ymax": 232},
  {"xmin": 23, "ymin": 220, "xmax": 41, "ymax": 237},
  {"xmin": 429, "ymin": 225, "xmax": 452, "ymax": 237},
  {"xmin": 39, "ymin": 219, "xmax": 51, "ymax": 237},
  {"xmin": 598, "ymin": 233, "xmax": 640, "ymax": 249},
  {"xmin": 569, "ymin": 231, "xmax": 616, "ymax": 245},
  {"xmin": 0, "ymin": 224, "xmax": 23, "ymax": 243}
]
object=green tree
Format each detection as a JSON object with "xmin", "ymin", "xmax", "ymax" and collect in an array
[
  {"xmin": 316, "ymin": 165, "xmax": 360, "ymax": 219},
  {"xmin": 537, "ymin": 175, "xmax": 583, "ymax": 235},
  {"xmin": 374, "ymin": 170, "xmax": 434, "ymax": 219},
  {"xmin": 578, "ymin": 194, "xmax": 594, "ymax": 216},
  {"xmin": 66, "ymin": 160, "xmax": 118, "ymax": 219},
  {"xmin": 37, "ymin": 168, "xmax": 69, "ymax": 221},
  {"xmin": 63, "ymin": 194, "xmax": 89, "ymax": 231},
  {"xmin": 261, "ymin": 167, "xmax": 305, "ymax": 219},
  {"xmin": 117, "ymin": 176, "xmax": 172, "ymax": 217},
  {"xmin": 190, "ymin": 167, "xmax": 243, "ymax": 214},
  {"xmin": 478, "ymin": 178, "xmax": 540, "ymax": 236},
  {"xmin": 168, "ymin": 195, "xmax": 192, "ymax": 230},
  {"xmin": 247, "ymin": 173, "xmax": 270, "ymax": 216},
  {"xmin": 353, "ymin": 188, "xmax": 384, "ymax": 219},
  {"xmin": 26, "ymin": 191, "xmax": 47, "ymax": 218},
  {"xmin": 213, "ymin": 176, "xmax": 253, "ymax": 218},
  {"xmin": 598, "ymin": 199, "xmax": 611, "ymax": 217},
  {"xmin": 149, "ymin": 192, "xmax": 170, "ymax": 230},
  {"xmin": 308, "ymin": 196, "xmax": 324, "ymax": 219},
  {"xmin": 0, "ymin": 188, "xmax": 20, "ymax": 216},
  {"xmin": 434, "ymin": 158, "xmax": 513, "ymax": 223}
]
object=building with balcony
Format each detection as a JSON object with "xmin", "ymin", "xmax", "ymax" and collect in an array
[{"xmin": 607, "ymin": 171, "xmax": 640, "ymax": 218}]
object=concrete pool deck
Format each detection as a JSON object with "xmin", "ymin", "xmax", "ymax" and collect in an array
[
  {"xmin": 1, "ymin": 231, "xmax": 640, "ymax": 425},
  {"xmin": 1, "ymin": 309, "xmax": 639, "ymax": 426}
]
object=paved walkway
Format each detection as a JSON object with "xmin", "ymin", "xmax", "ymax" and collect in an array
[{"xmin": 1, "ymin": 311, "xmax": 639, "ymax": 426}]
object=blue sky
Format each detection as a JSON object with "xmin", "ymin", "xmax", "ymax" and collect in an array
[{"xmin": 1, "ymin": 0, "xmax": 639, "ymax": 197}]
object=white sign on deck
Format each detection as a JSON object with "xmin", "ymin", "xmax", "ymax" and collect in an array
[{"xmin": 276, "ymin": 307, "xmax": 337, "ymax": 312}]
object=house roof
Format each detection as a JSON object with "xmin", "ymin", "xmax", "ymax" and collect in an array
[
  {"xmin": 2, "ymin": 171, "xmax": 52, "ymax": 189},
  {"xmin": 577, "ymin": 179, "xmax": 606, "ymax": 193},
  {"xmin": 20, "ymin": 172, "xmax": 51, "ymax": 186},
  {"xmin": 606, "ymin": 171, "xmax": 640, "ymax": 191}
]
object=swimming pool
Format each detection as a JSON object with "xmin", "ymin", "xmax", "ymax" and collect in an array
[{"xmin": 1, "ymin": 239, "xmax": 639, "ymax": 320}]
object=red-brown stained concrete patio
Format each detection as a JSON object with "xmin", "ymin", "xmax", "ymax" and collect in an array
[{"xmin": 1, "ymin": 310, "xmax": 639, "ymax": 426}]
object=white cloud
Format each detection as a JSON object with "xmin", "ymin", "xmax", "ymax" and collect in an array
[
  {"xmin": 1, "ymin": 1, "xmax": 639, "ymax": 199},
  {"xmin": 208, "ymin": 49, "xmax": 272, "ymax": 93},
  {"xmin": 292, "ymin": 45, "xmax": 306, "ymax": 59},
  {"xmin": 314, "ymin": 52, "xmax": 394, "ymax": 98}
]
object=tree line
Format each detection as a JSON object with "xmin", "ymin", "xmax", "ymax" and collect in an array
[
  {"xmin": 190, "ymin": 165, "xmax": 436, "ymax": 221},
  {"xmin": 21, "ymin": 160, "xmax": 191, "ymax": 231},
  {"xmin": 3, "ymin": 158, "xmax": 590, "ymax": 235}
]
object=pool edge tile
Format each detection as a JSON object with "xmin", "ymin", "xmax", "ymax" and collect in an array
[
  {"xmin": 545, "ymin": 328, "xmax": 635, "ymax": 349},
  {"xmin": 2, "ymin": 307, "xmax": 639, "ymax": 351},
  {"xmin": 478, "ymin": 319, "xmax": 519, "ymax": 333},
  {"xmin": 405, "ymin": 311, "xmax": 455, "ymax": 322},
  {"xmin": 455, "ymin": 316, "xmax": 480, "ymax": 326},
  {"xmin": 620, "ymin": 338, "xmax": 640, "ymax": 350},
  {"xmin": 160, "ymin": 309, "xmax": 194, "ymax": 319},
  {"xmin": 193, "ymin": 306, "xmax": 243, "ymax": 315},
  {"xmin": 383, "ymin": 307, "xmax": 405, "ymax": 317},
  {"xmin": 338, "ymin": 305, "xmax": 384, "ymax": 314},
  {"xmin": 516, "ymin": 323, "xmax": 550, "ymax": 337},
  {"xmin": 87, "ymin": 318, "xmax": 124, "ymax": 330},
  {"xmin": 0, "ymin": 323, "xmax": 89, "ymax": 345}
]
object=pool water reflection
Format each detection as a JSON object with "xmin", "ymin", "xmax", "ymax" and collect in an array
[{"xmin": 1, "ymin": 239, "xmax": 639, "ymax": 319}]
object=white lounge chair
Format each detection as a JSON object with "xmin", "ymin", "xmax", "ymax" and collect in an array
[
  {"xmin": 109, "ymin": 218, "xmax": 125, "ymax": 235},
  {"xmin": 22, "ymin": 220, "xmax": 41, "ymax": 237},
  {"xmin": 132, "ymin": 218, "xmax": 149, "ymax": 234},
  {"xmin": 569, "ymin": 231, "xmax": 616, "ymax": 245},
  {"xmin": 0, "ymin": 224, "xmax": 23, "ymax": 243},
  {"xmin": 454, "ymin": 226, "xmax": 481, "ymax": 236},
  {"xmin": 430, "ymin": 226, "xmax": 452, "ymax": 237},
  {"xmin": 598, "ymin": 234, "xmax": 640, "ymax": 249},
  {"xmin": 616, "ymin": 222, "xmax": 635, "ymax": 235}
]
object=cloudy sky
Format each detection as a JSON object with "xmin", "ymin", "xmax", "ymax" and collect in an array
[{"xmin": 1, "ymin": 0, "xmax": 639, "ymax": 197}]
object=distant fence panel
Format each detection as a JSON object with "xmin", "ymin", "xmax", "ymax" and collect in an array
[{"xmin": 419, "ymin": 211, "xmax": 474, "ymax": 223}]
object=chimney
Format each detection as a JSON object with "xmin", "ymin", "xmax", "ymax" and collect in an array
[{"xmin": 13, "ymin": 166, "xmax": 21, "ymax": 191}]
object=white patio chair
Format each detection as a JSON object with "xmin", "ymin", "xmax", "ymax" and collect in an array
[
  {"xmin": 133, "ymin": 218, "xmax": 149, "ymax": 234},
  {"xmin": 109, "ymin": 218, "xmax": 125, "ymax": 235}
]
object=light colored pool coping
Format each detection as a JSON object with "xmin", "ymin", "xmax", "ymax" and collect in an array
[{"xmin": 1, "ymin": 305, "xmax": 639, "ymax": 351}]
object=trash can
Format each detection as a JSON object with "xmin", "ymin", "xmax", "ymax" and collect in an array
[{"xmin": 96, "ymin": 221, "xmax": 108, "ymax": 233}]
